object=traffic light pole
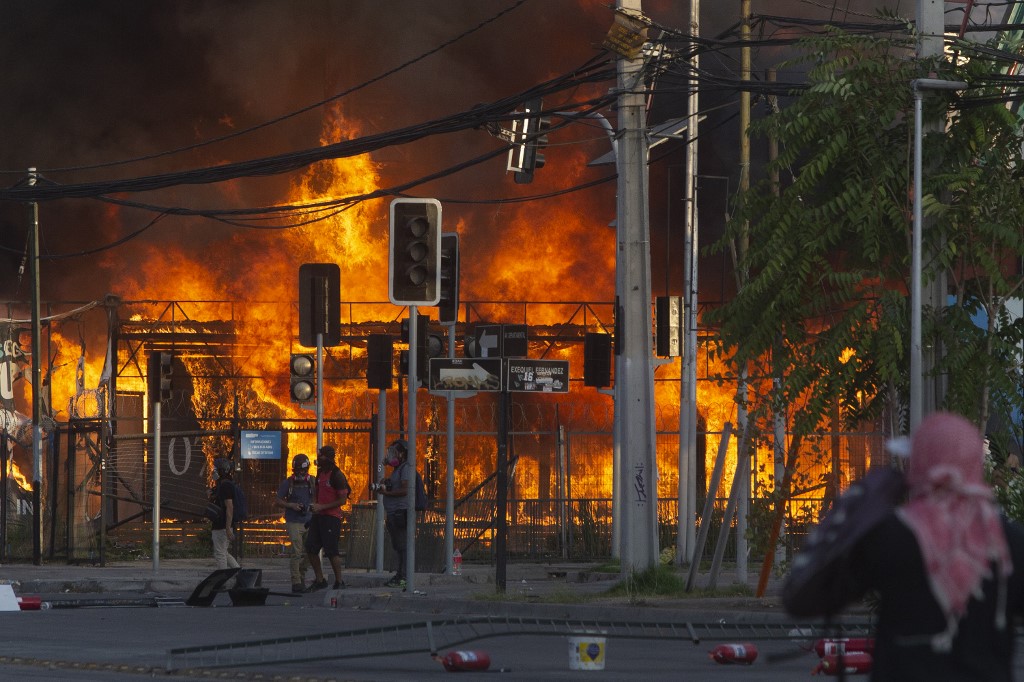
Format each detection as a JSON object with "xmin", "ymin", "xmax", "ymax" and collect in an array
[
  {"xmin": 152, "ymin": 400, "xmax": 161, "ymax": 575},
  {"xmin": 405, "ymin": 306, "xmax": 419, "ymax": 592},
  {"xmin": 496, "ymin": 383, "xmax": 508, "ymax": 592},
  {"xmin": 375, "ymin": 388, "xmax": 387, "ymax": 573},
  {"xmin": 316, "ymin": 333, "xmax": 324, "ymax": 452},
  {"xmin": 444, "ymin": 321, "xmax": 456, "ymax": 575}
]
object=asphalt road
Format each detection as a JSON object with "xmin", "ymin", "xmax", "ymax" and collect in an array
[
  {"xmin": 3, "ymin": 559, "xmax": 1024, "ymax": 681},
  {"xmin": 0, "ymin": 602, "xmax": 833, "ymax": 681}
]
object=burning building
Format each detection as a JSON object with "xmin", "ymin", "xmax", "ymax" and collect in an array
[{"xmin": 1, "ymin": 1, "xmax": 969, "ymax": 563}]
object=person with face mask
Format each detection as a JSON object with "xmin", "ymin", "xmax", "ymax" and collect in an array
[
  {"xmin": 303, "ymin": 445, "xmax": 350, "ymax": 592},
  {"xmin": 274, "ymin": 453, "xmax": 314, "ymax": 593},
  {"xmin": 210, "ymin": 457, "xmax": 240, "ymax": 571},
  {"xmin": 379, "ymin": 439, "xmax": 412, "ymax": 589}
]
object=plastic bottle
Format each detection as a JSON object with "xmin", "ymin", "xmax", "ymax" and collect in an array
[
  {"xmin": 452, "ymin": 548, "xmax": 462, "ymax": 576},
  {"xmin": 440, "ymin": 649, "xmax": 490, "ymax": 671}
]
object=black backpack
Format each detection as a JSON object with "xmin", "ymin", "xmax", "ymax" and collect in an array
[
  {"xmin": 230, "ymin": 481, "xmax": 248, "ymax": 522},
  {"xmin": 414, "ymin": 471, "xmax": 429, "ymax": 512},
  {"xmin": 205, "ymin": 480, "xmax": 248, "ymax": 525}
]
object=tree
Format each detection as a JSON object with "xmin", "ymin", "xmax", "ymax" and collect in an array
[{"xmin": 706, "ymin": 27, "xmax": 1024, "ymax": 578}]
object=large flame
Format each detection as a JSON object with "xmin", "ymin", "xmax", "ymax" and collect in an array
[{"xmin": 28, "ymin": 99, "xmax": 770, "ymax": 515}]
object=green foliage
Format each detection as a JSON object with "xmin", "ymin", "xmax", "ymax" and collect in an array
[
  {"xmin": 605, "ymin": 564, "xmax": 686, "ymax": 597},
  {"xmin": 707, "ymin": 26, "xmax": 1024, "ymax": 448},
  {"xmin": 604, "ymin": 565, "xmax": 753, "ymax": 600}
]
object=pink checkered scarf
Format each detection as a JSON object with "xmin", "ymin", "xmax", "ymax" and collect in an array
[{"xmin": 897, "ymin": 412, "xmax": 1012, "ymax": 649}]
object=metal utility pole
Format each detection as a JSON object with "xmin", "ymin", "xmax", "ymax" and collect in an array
[
  {"xmin": 405, "ymin": 306, "xmax": 419, "ymax": 591},
  {"xmin": 911, "ymin": 78, "xmax": 967, "ymax": 430},
  {"xmin": 735, "ymin": 0, "xmax": 752, "ymax": 585},
  {"xmin": 444, "ymin": 321, "xmax": 456, "ymax": 576},
  {"xmin": 678, "ymin": 0, "xmax": 700, "ymax": 565},
  {"xmin": 915, "ymin": 0, "xmax": 947, "ymax": 427},
  {"xmin": 615, "ymin": 0, "xmax": 659, "ymax": 573},
  {"xmin": 28, "ymin": 168, "xmax": 42, "ymax": 565}
]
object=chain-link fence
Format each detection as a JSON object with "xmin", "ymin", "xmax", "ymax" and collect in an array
[{"xmin": 0, "ymin": 414, "xmax": 884, "ymax": 566}]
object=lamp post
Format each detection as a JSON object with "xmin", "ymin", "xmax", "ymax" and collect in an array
[{"xmin": 910, "ymin": 78, "xmax": 967, "ymax": 431}]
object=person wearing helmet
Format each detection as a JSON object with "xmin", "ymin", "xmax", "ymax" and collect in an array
[
  {"xmin": 303, "ymin": 445, "xmax": 351, "ymax": 592},
  {"xmin": 379, "ymin": 439, "xmax": 411, "ymax": 589},
  {"xmin": 209, "ymin": 457, "xmax": 240, "ymax": 571},
  {"xmin": 274, "ymin": 453, "xmax": 314, "ymax": 593}
]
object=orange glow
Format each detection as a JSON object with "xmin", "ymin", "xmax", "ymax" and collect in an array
[
  {"xmin": 15, "ymin": 100, "xmax": 760, "ymax": 518},
  {"xmin": 5, "ymin": 456, "xmax": 30, "ymax": 491}
]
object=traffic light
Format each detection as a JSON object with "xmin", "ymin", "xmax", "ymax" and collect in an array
[
  {"xmin": 437, "ymin": 233, "xmax": 460, "ymax": 324},
  {"xmin": 147, "ymin": 351, "xmax": 174, "ymax": 403},
  {"xmin": 511, "ymin": 98, "xmax": 550, "ymax": 184},
  {"xmin": 655, "ymin": 296, "xmax": 682, "ymax": 358},
  {"xmin": 366, "ymin": 334, "xmax": 393, "ymax": 390},
  {"xmin": 583, "ymin": 333, "xmax": 612, "ymax": 388},
  {"xmin": 289, "ymin": 353, "xmax": 316, "ymax": 403},
  {"xmin": 298, "ymin": 263, "xmax": 341, "ymax": 347},
  {"xmin": 389, "ymin": 198, "xmax": 442, "ymax": 306}
]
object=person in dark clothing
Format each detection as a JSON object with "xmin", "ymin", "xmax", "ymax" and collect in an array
[
  {"xmin": 379, "ymin": 439, "xmax": 412, "ymax": 589},
  {"xmin": 303, "ymin": 445, "xmax": 350, "ymax": 592},
  {"xmin": 784, "ymin": 411, "xmax": 1024, "ymax": 681},
  {"xmin": 210, "ymin": 457, "xmax": 240, "ymax": 571}
]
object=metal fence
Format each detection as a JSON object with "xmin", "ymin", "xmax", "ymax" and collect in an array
[{"xmin": 0, "ymin": 417, "xmax": 874, "ymax": 566}]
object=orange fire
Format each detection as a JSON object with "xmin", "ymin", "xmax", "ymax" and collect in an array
[{"xmin": 22, "ymin": 97, "xmax": 755, "ymax": 514}]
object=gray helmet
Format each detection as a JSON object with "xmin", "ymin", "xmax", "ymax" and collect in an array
[
  {"xmin": 292, "ymin": 454, "xmax": 310, "ymax": 472},
  {"xmin": 388, "ymin": 439, "xmax": 409, "ymax": 458},
  {"xmin": 213, "ymin": 457, "xmax": 232, "ymax": 476}
]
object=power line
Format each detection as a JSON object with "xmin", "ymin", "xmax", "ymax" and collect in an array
[
  {"xmin": 3, "ymin": 0, "xmax": 535, "ymax": 177},
  {"xmin": 0, "ymin": 58, "xmax": 617, "ymax": 203}
]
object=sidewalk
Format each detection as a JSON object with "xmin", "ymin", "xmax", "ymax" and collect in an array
[{"xmin": 0, "ymin": 556, "xmax": 807, "ymax": 624}]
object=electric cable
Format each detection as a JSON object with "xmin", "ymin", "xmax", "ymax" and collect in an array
[{"xmin": 1, "ymin": 0, "xmax": 535, "ymax": 177}]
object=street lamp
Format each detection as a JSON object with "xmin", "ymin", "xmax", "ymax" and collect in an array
[{"xmin": 911, "ymin": 78, "xmax": 967, "ymax": 431}]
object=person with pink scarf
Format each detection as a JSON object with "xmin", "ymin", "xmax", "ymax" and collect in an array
[{"xmin": 784, "ymin": 411, "xmax": 1024, "ymax": 680}]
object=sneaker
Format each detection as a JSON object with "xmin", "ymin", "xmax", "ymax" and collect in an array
[
  {"xmin": 304, "ymin": 579, "xmax": 328, "ymax": 593},
  {"xmin": 291, "ymin": 583, "xmax": 305, "ymax": 594},
  {"xmin": 332, "ymin": 581, "xmax": 345, "ymax": 590},
  {"xmin": 385, "ymin": 577, "xmax": 406, "ymax": 589}
]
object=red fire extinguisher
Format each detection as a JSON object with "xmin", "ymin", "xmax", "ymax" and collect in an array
[
  {"xmin": 814, "ymin": 651, "xmax": 873, "ymax": 676},
  {"xmin": 439, "ymin": 650, "xmax": 492, "ymax": 672},
  {"xmin": 813, "ymin": 637, "xmax": 875, "ymax": 657},
  {"xmin": 709, "ymin": 643, "xmax": 759, "ymax": 665}
]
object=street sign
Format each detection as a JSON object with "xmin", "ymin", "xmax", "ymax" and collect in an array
[
  {"xmin": 239, "ymin": 430, "xmax": 282, "ymax": 460},
  {"xmin": 474, "ymin": 325, "xmax": 502, "ymax": 358},
  {"xmin": 502, "ymin": 324, "xmax": 528, "ymax": 357},
  {"xmin": 429, "ymin": 358, "xmax": 503, "ymax": 392},
  {"xmin": 473, "ymin": 324, "xmax": 528, "ymax": 358},
  {"xmin": 506, "ymin": 359, "xmax": 570, "ymax": 393}
]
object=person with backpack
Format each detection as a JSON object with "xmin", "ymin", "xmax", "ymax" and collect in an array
[
  {"xmin": 304, "ymin": 445, "xmax": 350, "ymax": 592},
  {"xmin": 210, "ymin": 457, "xmax": 241, "ymax": 571},
  {"xmin": 378, "ymin": 438, "xmax": 424, "ymax": 590},
  {"xmin": 274, "ymin": 453, "xmax": 314, "ymax": 593}
]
